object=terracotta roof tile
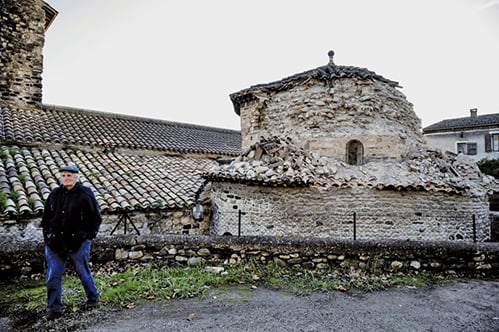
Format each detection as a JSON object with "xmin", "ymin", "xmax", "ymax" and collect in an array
[
  {"xmin": 0, "ymin": 104, "xmax": 241, "ymax": 219},
  {"xmin": 0, "ymin": 144, "xmax": 218, "ymax": 218},
  {"xmin": 0, "ymin": 105, "xmax": 241, "ymax": 156}
]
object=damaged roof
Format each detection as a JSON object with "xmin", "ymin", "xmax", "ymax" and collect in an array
[
  {"xmin": 207, "ymin": 137, "xmax": 495, "ymax": 197},
  {"xmin": 230, "ymin": 50, "xmax": 399, "ymax": 115},
  {"xmin": 0, "ymin": 104, "xmax": 241, "ymax": 219}
]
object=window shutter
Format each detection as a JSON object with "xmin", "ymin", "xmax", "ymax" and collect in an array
[
  {"xmin": 485, "ymin": 133, "xmax": 491, "ymax": 152},
  {"xmin": 467, "ymin": 143, "xmax": 477, "ymax": 155}
]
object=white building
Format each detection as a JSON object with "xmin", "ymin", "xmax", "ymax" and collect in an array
[{"xmin": 423, "ymin": 109, "xmax": 499, "ymax": 161}]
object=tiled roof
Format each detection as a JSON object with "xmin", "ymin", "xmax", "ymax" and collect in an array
[
  {"xmin": 42, "ymin": 1, "xmax": 58, "ymax": 30},
  {"xmin": 423, "ymin": 113, "xmax": 499, "ymax": 134},
  {"xmin": 0, "ymin": 144, "xmax": 217, "ymax": 218},
  {"xmin": 0, "ymin": 104, "xmax": 241, "ymax": 218},
  {"xmin": 1, "ymin": 105, "xmax": 241, "ymax": 156},
  {"xmin": 230, "ymin": 58, "xmax": 399, "ymax": 115}
]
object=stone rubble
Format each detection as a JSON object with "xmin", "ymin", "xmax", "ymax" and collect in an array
[
  {"xmin": 207, "ymin": 136, "xmax": 321, "ymax": 186},
  {"xmin": 207, "ymin": 136, "xmax": 498, "ymax": 197}
]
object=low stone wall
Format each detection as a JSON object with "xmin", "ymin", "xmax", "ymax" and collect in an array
[{"xmin": 1, "ymin": 234, "xmax": 498, "ymax": 281}]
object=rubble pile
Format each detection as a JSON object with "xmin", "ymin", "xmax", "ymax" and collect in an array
[
  {"xmin": 206, "ymin": 136, "xmax": 324, "ymax": 186},
  {"xmin": 323, "ymin": 149, "xmax": 497, "ymax": 196},
  {"xmin": 208, "ymin": 137, "xmax": 498, "ymax": 196}
]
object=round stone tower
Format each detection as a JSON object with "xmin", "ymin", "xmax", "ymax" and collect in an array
[{"xmin": 230, "ymin": 50, "xmax": 424, "ymax": 164}]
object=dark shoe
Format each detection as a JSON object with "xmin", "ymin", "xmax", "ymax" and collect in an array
[
  {"xmin": 47, "ymin": 310, "xmax": 62, "ymax": 320},
  {"xmin": 85, "ymin": 301, "xmax": 99, "ymax": 310}
]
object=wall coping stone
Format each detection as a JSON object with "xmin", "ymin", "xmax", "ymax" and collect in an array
[{"xmin": 1, "ymin": 234, "xmax": 498, "ymax": 280}]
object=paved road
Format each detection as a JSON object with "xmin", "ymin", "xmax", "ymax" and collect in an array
[{"xmin": 83, "ymin": 279, "xmax": 499, "ymax": 332}]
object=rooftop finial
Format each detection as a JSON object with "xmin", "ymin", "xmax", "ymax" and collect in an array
[{"xmin": 328, "ymin": 50, "xmax": 335, "ymax": 65}]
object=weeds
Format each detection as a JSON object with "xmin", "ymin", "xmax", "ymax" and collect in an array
[
  {"xmin": 0, "ymin": 191, "xmax": 7, "ymax": 209},
  {"xmin": 391, "ymin": 273, "xmax": 434, "ymax": 288}
]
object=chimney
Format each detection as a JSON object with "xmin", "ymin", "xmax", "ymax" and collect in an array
[{"xmin": 470, "ymin": 108, "xmax": 477, "ymax": 118}]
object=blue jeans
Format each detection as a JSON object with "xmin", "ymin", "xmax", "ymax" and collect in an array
[{"xmin": 45, "ymin": 240, "xmax": 99, "ymax": 313}]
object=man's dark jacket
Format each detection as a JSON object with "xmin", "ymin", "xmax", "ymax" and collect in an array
[{"xmin": 41, "ymin": 182, "xmax": 102, "ymax": 253}]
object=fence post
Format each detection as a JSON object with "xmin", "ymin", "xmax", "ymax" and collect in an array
[
  {"xmin": 238, "ymin": 210, "xmax": 242, "ymax": 237},
  {"xmin": 472, "ymin": 214, "xmax": 476, "ymax": 243},
  {"xmin": 353, "ymin": 211, "xmax": 357, "ymax": 241}
]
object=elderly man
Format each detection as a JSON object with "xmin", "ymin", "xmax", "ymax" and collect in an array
[{"xmin": 41, "ymin": 165, "xmax": 102, "ymax": 320}]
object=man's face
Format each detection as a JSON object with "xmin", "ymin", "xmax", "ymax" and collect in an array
[{"xmin": 61, "ymin": 171, "xmax": 78, "ymax": 190}]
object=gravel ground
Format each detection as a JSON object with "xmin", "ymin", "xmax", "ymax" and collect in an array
[
  {"xmin": 2, "ymin": 279, "xmax": 498, "ymax": 331},
  {"xmin": 86, "ymin": 279, "xmax": 498, "ymax": 332}
]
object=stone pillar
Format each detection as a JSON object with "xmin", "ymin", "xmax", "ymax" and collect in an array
[{"xmin": 0, "ymin": 0, "xmax": 56, "ymax": 110}]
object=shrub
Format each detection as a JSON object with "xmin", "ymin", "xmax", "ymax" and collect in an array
[{"xmin": 477, "ymin": 158, "xmax": 499, "ymax": 179}]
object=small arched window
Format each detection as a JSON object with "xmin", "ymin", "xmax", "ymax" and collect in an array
[{"xmin": 346, "ymin": 140, "xmax": 364, "ymax": 165}]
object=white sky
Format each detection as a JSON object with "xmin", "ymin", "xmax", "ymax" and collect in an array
[{"xmin": 42, "ymin": 0, "xmax": 499, "ymax": 131}]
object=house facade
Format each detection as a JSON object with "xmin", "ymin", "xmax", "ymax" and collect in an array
[
  {"xmin": 208, "ymin": 52, "xmax": 496, "ymax": 242},
  {"xmin": 423, "ymin": 108, "xmax": 499, "ymax": 162}
]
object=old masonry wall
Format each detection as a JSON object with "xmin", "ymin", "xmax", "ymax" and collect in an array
[
  {"xmin": 239, "ymin": 78, "xmax": 423, "ymax": 162},
  {"xmin": 211, "ymin": 182, "xmax": 490, "ymax": 242},
  {"xmin": 1, "ymin": 235, "xmax": 497, "ymax": 280},
  {"xmin": 0, "ymin": 0, "xmax": 46, "ymax": 109}
]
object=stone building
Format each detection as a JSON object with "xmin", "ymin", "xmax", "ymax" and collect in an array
[
  {"xmin": 1, "ymin": 0, "xmax": 496, "ymax": 244},
  {"xmin": 207, "ymin": 51, "xmax": 496, "ymax": 242},
  {"xmin": 0, "ymin": 0, "xmax": 241, "ymax": 242}
]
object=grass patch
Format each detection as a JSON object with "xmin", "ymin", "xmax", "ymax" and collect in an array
[
  {"xmin": 391, "ymin": 273, "xmax": 434, "ymax": 288},
  {"xmin": 0, "ymin": 261, "xmax": 451, "ymax": 331},
  {"xmin": 2, "ymin": 262, "xmax": 436, "ymax": 315},
  {"xmin": 96, "ymin": 265, "xmax": 248, "ymax": 305}
]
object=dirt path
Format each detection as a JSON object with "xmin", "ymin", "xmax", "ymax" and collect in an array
[{"xmin": 82, "ymin": 279, "xmax": 499, "ymax": 332}]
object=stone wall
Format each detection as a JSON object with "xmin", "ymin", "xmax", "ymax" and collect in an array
[
  {"xmin": 100, "ymin": 208, "xmax": 210, "ymax": 236},
  {"xmin": 0, "ymin": 206, "xmax": 210, "ymax": 243},
  {"xmin": 0, "ymin": 0, "xmax": 46, "ymax": 110},
  {"xmin": 211, "ymin": 182, "xmax": 491, "ymax": 242},
  {"xmin": 1, "ymin": 234, "xmax": 497, "ymax": 280},
  {"xmin": 239, "ymin": 78, "xmax": 423, "ymax": 162}
]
